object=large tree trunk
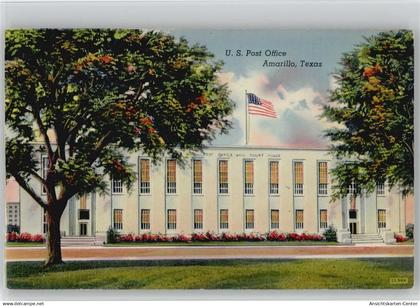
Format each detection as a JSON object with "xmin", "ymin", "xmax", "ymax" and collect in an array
[{"xmin": 45, "ymin": 206, "xmax": 65, "ymax": 266}]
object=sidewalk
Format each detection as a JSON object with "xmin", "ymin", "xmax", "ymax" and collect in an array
[{"xmin": 5, "ymin": 244, "xmax": 414, "ymax": 262}]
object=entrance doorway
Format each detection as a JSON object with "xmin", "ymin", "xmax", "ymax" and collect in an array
[
  {"xmin": 79, "ymin": 223, "xmax": 88, "ymax": 236},
  {"xmin": 350, "ymin": 222, "xmax": 357, "ymax": 234}
]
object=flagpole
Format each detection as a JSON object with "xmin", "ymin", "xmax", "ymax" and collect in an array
[{"xmin": 245, "ymin": 90, "xmax": 249, "ymax": 145}]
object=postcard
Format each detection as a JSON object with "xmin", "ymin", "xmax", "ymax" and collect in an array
[{"xmin": 4, "ymin": 29, "xmax": 414, "ymax": 289}]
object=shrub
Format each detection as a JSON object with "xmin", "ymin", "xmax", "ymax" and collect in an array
[
  {"xmin": 174, "ymin": 234, "xmax": 191, "ymax": 242},
  {"xmin": 221, "ymin": 232, "xmax": 238, "ymax": 241},
  {"xmin": 106, "ymin": 227, "xmax": 120, "ymax": 243},
  {"xmin": 287, "ymin": 232, "xmax": 301, "ymax": 241},
  {"xmin": 323, "ymin": 225, "xmax": 337, "ymax": 242},
  {"xmin": 395, "ymin": 234, "xmax": 408, "ymax": 243},
  {"xmin": 6, "ymin": 232, "xmax": 18, "ymax": 242},
  {"xmin": 120, "ymin": 233, "xmax": 135, "ymax": 242},
  {"xmin": 17, "ymin": 232, "xmax": 32, "ymax": 242},
  {"xmin": 406, "ymin": 223, "xmax": 414, "ymax": 240},
  {"xmin": 31, "ymin": 234, "xmax": 45, "ymax": 242}
]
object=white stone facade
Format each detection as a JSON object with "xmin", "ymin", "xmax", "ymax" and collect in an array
[{"xmin": 10, "ymin": 145, "xmax": 408, "ymax": 242}]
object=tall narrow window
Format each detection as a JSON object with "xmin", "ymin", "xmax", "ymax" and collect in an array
[
  {"xmin": 140, "ymin": 159, "xmax": 150, "ymax": 194},
  {"xmin": 41, "ymin": 155, "xmax": 48, "ymax": 194},
  {"xmin": 218, "ymin": 160, "xmax": 229, "ymax": 194},
  {"xmin": 244, "ymin": 160, "xmax": 254, "ymax": 195},
  {"xmin": 271, "ymin": 209, "xmax": 279, "ymax": 229},
  {"xmin": 167, "ymin": 209, "xmax": 177, "ymax": 230},
  {"xmin": 269, "ymin": 161, "xmax": 279, "ymax": 194},
  {"xmin": 42, "ymin": 209, "xmax": 48, "ymax": 233},
  {"xmin": 193, "ymin": 160, "xmax": 203, "ymax": 194},
  {"xmin": 378, "ymin": 209, "xmax": 386, "ymax": 229},
  {"xmin": 194, "ymin": 209, "xmax": 203, "ymax": 230},
  {"xmin": 294, "ymin": 161, "xmax": 304, "ymax": 195},
  {"xmin": 295, "ymin": 209, "xmax": 304, "ymax": 229},
  {"xmin": 113, "ymin": 209, "xmax": 123, "ymax": 230},
  {"xmin": 376, "ymin": 183, "xmax": 385, "ymax": 196},
  {"xmin": 141, "ymin": 209, "xmax": 150, "ymax": 230},
  {"xmin": 166, "ymin": 160, "xmax": 176, "ymax": 194},
  {"xmin": 112, "ymin": 179, "xmax": 123, "ymax": 194},
  {"xmin": 318, "ymin": 162, "xmax": 328, "ymax": 195},
  {"xmin": 245, "ymin": 209, "xmax": 254, "ymax": 229},
  {"xmin": 220, "ymin": 209, "xmax": 229, "ymax": 229},
  {"xmin": 320, "ymin": 209, "xmax": 328, "ymax": 229}
]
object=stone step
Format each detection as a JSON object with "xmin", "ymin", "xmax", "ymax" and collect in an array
[{"xmin": 61, "ymin": 236, "xmax": 96, "ymax": 246}]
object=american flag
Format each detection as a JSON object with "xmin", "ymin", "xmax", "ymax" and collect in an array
[{"xmin": 247, "ymin": 93, "xmax": 277, "ymax": 118}]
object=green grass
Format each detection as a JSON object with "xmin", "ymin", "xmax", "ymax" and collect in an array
[
  {"xmin": 6, "ymin": 242, "xmax": 45, "ymax": 247},
  {"xmin": 7, "ymin": 257, "xmax": 413, "ymax": 289},
  {"xmin": 106, "ymin": 241, "xmax": 338, "ymax": 247}
]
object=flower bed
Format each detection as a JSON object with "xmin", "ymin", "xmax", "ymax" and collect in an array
[
  {"xmin": 114, "ymin": 231, "xmax": 327, "ymax": 243},
  {"xmin": 6, "ymin": 232, "xmax": 45, "ymax": 243}
]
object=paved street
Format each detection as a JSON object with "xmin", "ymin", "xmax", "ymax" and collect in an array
[{"xmin": 5, "ymin": 244, "xmax": 414, "ymax": 261}]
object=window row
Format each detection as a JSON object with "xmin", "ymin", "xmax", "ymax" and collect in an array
[
  {"xmin": 112, "ymin": 159, "xmax": 332, "ymax": 196},
  {"xmin": 111, "ymin": 208, "xmax": 330, "ymax": 231}
]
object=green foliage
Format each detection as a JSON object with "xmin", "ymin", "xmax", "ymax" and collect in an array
[
  {"xmin": 322, "ymin": 30, "xmax": 414, "ymax": 200},
  {"xmin": 106, "ymin": 227, "xmax": 120, "ymax": 243},
  {"xmin": 5, "ymin": 29, "xmax": 233, "ymax": 205},
  {"xmin": 405, "ymin": 223, "xmax": 414, "ymax": 240},
  {"xmin": 322, "ymin": 225, "xmax": 337, "ymax": 242}
]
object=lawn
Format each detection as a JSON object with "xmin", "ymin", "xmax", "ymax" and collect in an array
[
  {"xmin": 6, "ymin": 242, "xmax": 45, "ymax": 247},
  {"xmin": 7, "ymin": 257, "xmax": 413, "ymax": 289}
]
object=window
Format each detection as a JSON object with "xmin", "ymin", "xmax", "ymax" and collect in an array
[
  {"xmin": 166, "ymin": 160, "xmax": 176, "ymax": 194},
  {"xmin": 112, "ymin": 179, "xmax": 123, "ymax": 194},
  {"xmin": 79, "ymin": 223, "xmax": 88, "ymax": 236},
  {"xmin": 320, "ymin": 209, "xmax": 328, "ymax": 229},
  {"xmin": 194, "ymin": 209, "xmax": 203, "ymax": 230},
  {"xmin": 378, "ymin": 209, "xmax": 386, "ymax": 229},
  {"xmin": 220, "ymin": 209, "xmax": 229, "ymax": 229},
  {"xmin": 293, "ymin": 161, "xmax": 304, "ymax": 195},
  {"xmin": 41, "ymin": 155, "xmax": 48, "ymax": 194},
  {"xmin": 245, "ymin": 209, "xmax": 254, "ymax": 229},
  {"xmin": 295, "ymin": 210, "xmax": 304, "ymax": 229},
  {"xmin": 113, "ymin": 209, "xmax": 123, "ymax": 230},
  {"xmin": 318, "ymin": 162, "xmax": 328, "ymax": 195},
  {"xmin": 141, "ymin": 209, "xmax": 150, "ymax": 230},
  {"xmin": 349, "ymin": 209, "xmax": 357, "ymax": 219},
  {"xmin": 377, "ymin": 183, "xmax": 385, "ymax": 196},
  {"xmin": 6, "ymin": 203, "xmax": 19, "ymax": 227},
  {"xmin": 271, "ymin": 209, "xmax": 279, "ymax": 229},
  {"xmin": 43, "ymin": 209, "xmax": 48, "ymax": 234},
  {"xmin": 78, "ymin": 209, "xmax": 90, "ymax": 220},
  {"xmin": 167, "ymin": 209, "xmax": 177, "ymax": 230},
  {"xmin": 218, "ymin": 160, "xmax": 229, "ymax": 194},
  {"xmin": 244, "ymin": 160, "xmax": 254, "ymax": 195},
  {"xmin": 140, "ymin": 159, "xmax": 151, "ymax": 194},
  {"xmin": 193, "ymin": 160, "xmax": 203, "ymax": 194},
  {"xmin": 269, "ymin": 161, "xmax": 279, "ymax": 194}
]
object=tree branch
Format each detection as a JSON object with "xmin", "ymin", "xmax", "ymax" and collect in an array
[{"xmin": 13, "ymin": 173, "xmax": 47, "ymax": 209}]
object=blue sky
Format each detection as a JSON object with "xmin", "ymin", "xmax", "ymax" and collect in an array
[{"xmin": 172, "ymin": 30, "xmax": 380, "ymax": 148}]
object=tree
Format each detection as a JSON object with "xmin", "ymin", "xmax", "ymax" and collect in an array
[
  {"xmin": 322, "ymin": 30, "xmax": 414, "ymax": 200},
  {"xmin": 5, "ymin": 29, "xmax": 233, "ymax": 266}
]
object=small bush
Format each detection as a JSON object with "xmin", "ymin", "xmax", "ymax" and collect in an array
[
  {"xmin": 106, "ymin": 227, "xmax": 120, "ymax": 243},
  {"xmin": 395, "ymin": 234, "xmax": 408, "ymax": 243},
  {"xmin": 6, "ymin": 232, "xmax": 19, "ymax": 242},
  {"xmin": 323, "ymin": 225, "xmax": 337, "ymax": 242},
  {"xmin": 17, "ymin": 232, "xmax": 32, "ymax": 242},
  {"xmin": 406, "ymin": 223, "xmax": 414, "ymax": 240},
  {"xmin": 31, "ymin": 234, "xmax": 45, "ymax": 242}
]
